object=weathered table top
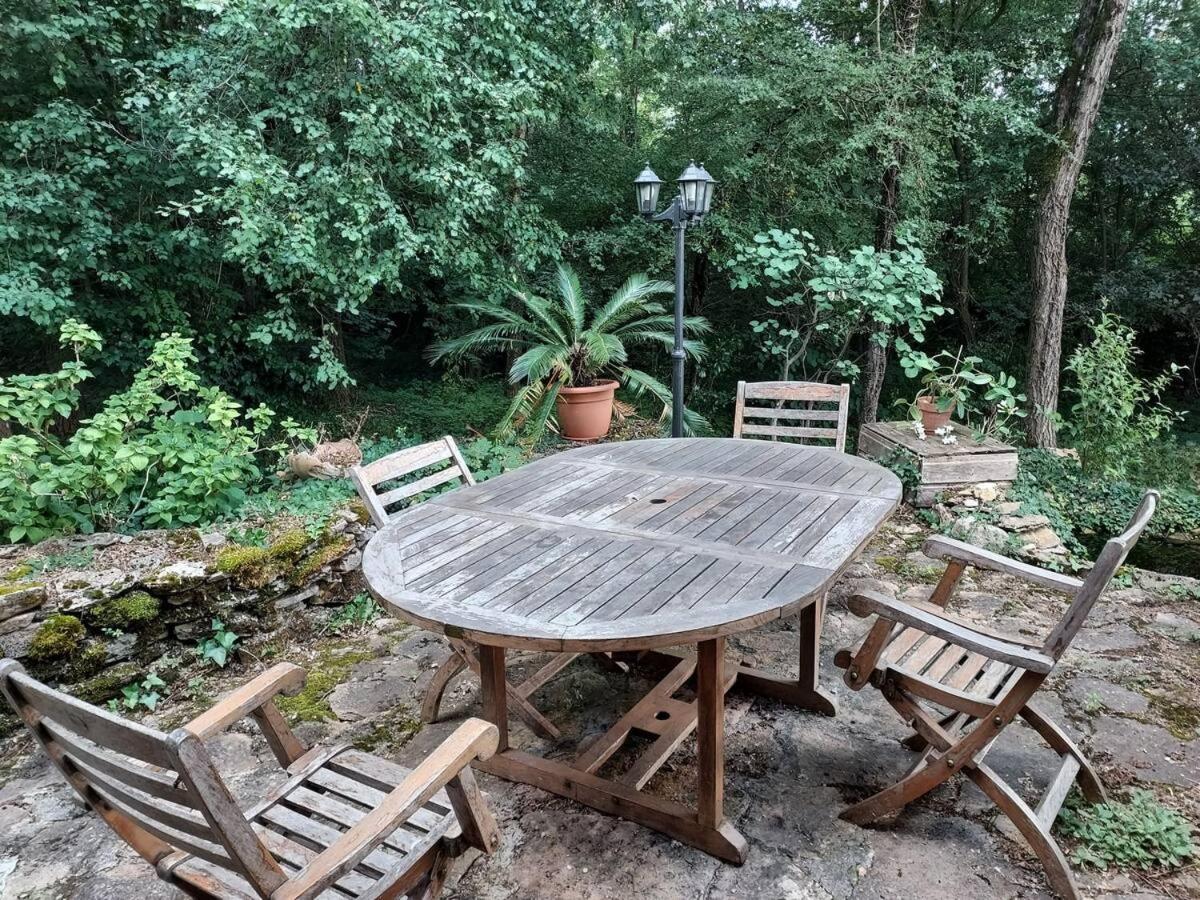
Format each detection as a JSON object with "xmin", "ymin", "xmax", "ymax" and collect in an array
[{"xmin": 362, "ymin": 438, "xmax": 902, "ymax": 652}]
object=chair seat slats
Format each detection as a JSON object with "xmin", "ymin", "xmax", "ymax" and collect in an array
[
  {"xmin": 305, "ymin": 768, "xmax": 449, "ymax": 835},
  {"xmin": 904, "ymin": 635, "xmax": 948, "ymax": 674},
  {"xmin": 923, "ymin": 645, "xmax": 967, "ymax": 682},
  {"xmin": 330, "ymin": 749, "xmax": 454, "ymax": 811},
  {"xmin": 256, "ymin": 804, "xmax": 406, "ymax": 879},
  {"xmin": 944, "ymin": 651, "xmax": 989, "ymax": 690},
  {"xmin": 882, "ymin": 626, "xmax": 925, "ymax": 665},
  {"xmin": 253, "ymin": 825, "xmax": 374, "ymax": 897},
  {"xmin": 285, "ymin": 786, "xmax": 423, "ymax": 855}
]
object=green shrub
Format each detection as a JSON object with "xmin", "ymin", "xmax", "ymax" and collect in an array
[
  {"xmin": 1012, "ymin": 450, "xmax": 1200, "ymax": 550},
  {"xmin": 0, "ymin": 322, "xmax": 316, "ymax": 542},
  {"xmin": 1058, "ymin": 790, "xmax": 1195, "ymax": 871},
  {"xmin": 1062, "ymin": 311, "xmax": 1183, "ymax": 479}
]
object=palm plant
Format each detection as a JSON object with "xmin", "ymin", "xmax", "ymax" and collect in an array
[{"xmin": 429, "ymin": 264, "xmax": 709, "ymax": 439}]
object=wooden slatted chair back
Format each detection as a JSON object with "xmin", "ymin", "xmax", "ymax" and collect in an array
[
  {"xmin": 1041, "ymin": 489, "xmax": 1158, "ymax": 660},
  {"xmin": 732, "ymin": 380, "xmax": 851, "ymax": 452},
  {"xmin": 0, "ymin": 660, "xmax": 287, "ymax": 897},
  {"xmin": 350, "ymin": 435, "xmax": 475, "ymax": 528}
]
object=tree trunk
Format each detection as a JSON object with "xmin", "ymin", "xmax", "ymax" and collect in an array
[
  {"xmin": 861, "ymin": 0, "xmax": 925, "ymax": 424},
  {"xmin": 1025, "ymin": 0, "xmax": 1130, "ymax": 447},
  {"xmin": 946, "ymin": 134, "xmax": 977, "ymax": 344}
]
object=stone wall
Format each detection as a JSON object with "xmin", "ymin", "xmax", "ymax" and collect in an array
[
  {"xmin": 931, "ymin": 481, "xmax": 1073, "ymax": 565},
  {"xmin": 0, "ymin": 504, "xmax": 372, "ymax": 705}
]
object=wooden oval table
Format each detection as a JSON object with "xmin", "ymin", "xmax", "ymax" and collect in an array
[{"xmin": 363, "ymin": 438, "xmax": 901, "ymax": 863}]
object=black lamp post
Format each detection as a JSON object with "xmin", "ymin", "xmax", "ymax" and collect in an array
[{"xmin": 635, "ymin": 160, "xmax": 716, "ymax": 437}]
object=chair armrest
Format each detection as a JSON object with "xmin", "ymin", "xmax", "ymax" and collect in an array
[
  {"xmin": 273, "ymin": 718, "xmax": 500, "ymax": 900},
  {"xmin": 847, "ymin": 591, "xmax": 1054, "ymax": 673},
  {"xmin": 923, "ymin": 535, "xmax": 1083, "ymax": 595},
  {"xmin": 184, "ymin": 663, "xmax": 307, "ymax": 741}
]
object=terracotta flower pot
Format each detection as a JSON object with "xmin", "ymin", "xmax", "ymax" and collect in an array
[
  {"xmin": 916, "ymin": 395, "xmax": 955, "ymax": 433},
  {"xmin": 556, "ymin": 380, "xmax": 618, "ymax": 441}
]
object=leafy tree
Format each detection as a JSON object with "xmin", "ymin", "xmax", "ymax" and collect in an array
[{"xmin": 728, "ymin": 228, "xmax": 944, "ymax": 382}]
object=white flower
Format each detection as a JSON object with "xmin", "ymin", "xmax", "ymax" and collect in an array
[
  {"xmin": 911, "ymin": 419, "xmax": 926, "ymax": 440},
  {"xmin": 941, "ymin": 434, "xmax": 958, "ymax": 445},
  {"xmin": 934, "ymin": 424, "xmax": 954, "ymax": 436}
]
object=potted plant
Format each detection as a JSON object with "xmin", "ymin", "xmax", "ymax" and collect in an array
[
  {"xmin": 899, "ymin": 347, "xmax": 994, "ymax": 433},
  {"xmin": 429, "ymin": 264, "xmax": 709, "ymax": 441}
]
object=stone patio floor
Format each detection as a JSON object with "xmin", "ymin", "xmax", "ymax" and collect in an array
[{"xmin": 1, "ymin": 511, "xmax": 1197, "ymax": 899}]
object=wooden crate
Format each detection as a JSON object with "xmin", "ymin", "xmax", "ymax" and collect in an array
[{"xmin": 857, "ymin": 421, "xmax": 1018, "ymax": 506}]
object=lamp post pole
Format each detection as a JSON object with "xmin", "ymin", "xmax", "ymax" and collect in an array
[
  {"xmin": 670, "ymin": 209, "xmax": 687, "ymax": 438},
  {"xmin": 635, "ymin": 160, "xmax": 715, "ymax": 438}
]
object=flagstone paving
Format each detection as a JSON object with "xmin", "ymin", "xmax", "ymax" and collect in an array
[{"xmin": 1, "ymin": 512, "xmax": 1196, "ymax": 899}]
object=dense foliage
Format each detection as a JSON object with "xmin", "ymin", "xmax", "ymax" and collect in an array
[
  {"xmin": 1, "ymin": 0, "xmax": 590, "ymax": 391},
  {"xmin": 0, "ymin": 321, "xmax": 314, "ymax": 540},
  {"xmin": 1, "ymin": 0, "xmax": 1198, "ymax": 546}
]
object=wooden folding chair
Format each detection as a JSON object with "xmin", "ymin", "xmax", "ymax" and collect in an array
[
  {"xmin": 349, "ymin": 436, "xmax": 597, "ymax": 743},
  {"xmin": 732, "ymin": 380, "xmax": 851, "ymax": 452},
  {"xmin": 0, "ymin": 660, "xmax": 500, "ymax": 899},
  {"xmin": 834, "ymin": 490, "xmax": 1158, "ymax": 900}
]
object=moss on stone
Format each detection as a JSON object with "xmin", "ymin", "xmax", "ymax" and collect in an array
[
  {"xmin": 291, "ymin": 535, "xmax": 354, "ymax": 585},
  {"xmin": 215, "ymin": 545, "xmax": 274, "ymax": 588},
  {"xmin": 0, "ymin": 580, "xmax": 42, "ymax": 597},
  {"xmin": 873, "ymin": 554, "xmax": 943, "ymax": 583},
  {"xmin": 64, "ymin": 641, "xmax": 110, "ymax": 682},
  {"xmin": 354, "ymin": 710, "xmax": 423, "ymax": 753},
  {"xmin": 215, "ymin": 544, "xmax": 269, "ymax": 575},
  {"xmin": 2, "ymin": 563, "xmax": 33, "ymax": 581},
  {"xmin": 84, "ymin": 591, "xmax": 160, "ymax": 630},
  {"xmin": 28, "ymin": 614, "xmax": 86, "ymax": 662},
  {"xmin": 346, "ymin": 500, "xmax": 371, "ymax": 526},
  {"xmin": 1149, "ymin": 695, "xmax": 1200, "ymax": 741},
  {"xmin": 268, "ymin": 529, "xmax": 312, "ymax": 560},
  {"xmin": 275, "ymin": 645, "xmax": 374, "ymax": 723},
  {"xmin": 69, "ymin": 661, "xmax": 141, "ymax": 704},
  {"xmin": 217, "ymin": 530, "xmax": 315, "ymax": 589}
]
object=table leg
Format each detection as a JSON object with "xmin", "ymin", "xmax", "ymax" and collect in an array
[
  {"xmin": 477, "ymin": 644, "xmax": 508, "ymax": 751},
  {"xmin": 642, "ymin": 599, "xmax": 838, "ymax": 716},
  {"xmin": 474, "ymin": 639, "xmax": 748, "ymax": 864},
  {"xmin": 795, "ymin": 594, "xmax": 837, "ymax": 716},
  {"xmin": 697, "ymin": 638, "xmax": 724, "ymax": 828}
]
